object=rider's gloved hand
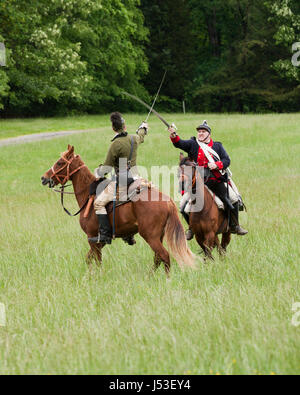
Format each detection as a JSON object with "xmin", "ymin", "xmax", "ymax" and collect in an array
[
  {"xmin": 208, "ymin": 162, "xmax": 218, "ymax": 170},
  {"xmin": 137, "ymin": 121, "xmax": 149, "ymax": 134},
  {"xmin": 168, "ymin": 124, "xmax": 177, "ymax": 138}
]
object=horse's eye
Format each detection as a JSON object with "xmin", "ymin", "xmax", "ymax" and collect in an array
[{"xmin": 57, "ymin": 161, "xmax": 64, "ymax": 166}]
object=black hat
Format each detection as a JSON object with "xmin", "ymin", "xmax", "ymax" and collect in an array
[{"xmin": 196, "ymin": 120, "xmax": 211, "ymax": 134}]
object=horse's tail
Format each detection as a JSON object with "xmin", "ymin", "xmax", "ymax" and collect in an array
[{"xmin": 164, "ymin": 200, "xmax": 196, "ymax": 269}]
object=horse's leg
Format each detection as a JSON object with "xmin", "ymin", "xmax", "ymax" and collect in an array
[
  {"xmin": 152, "ymin": 233, "xmax": 165, "ymax": 272},
  {"xmin": 202, "ymin": 232, "xmax": 216, "ymax": 261},
  {"xmin": 152, "ymin": 252, "xmax": 162, "ymax": 273},
  {"xmin": 93, "ymin": 244, "xmax": 103, "ymax": 268},
  {"xmin": 142, "ymin": 237, "xmax": 171, "ymax": 278},
  {"xmin": 221, "ymin": 231, "xmax": 231, "ymax": 253},
  {"xmin": 88, "ymin": 241, "xmax": 103, "ymax": 268},
  {"xmin": 86, "ymin": 248, "xmax": 94, "ymax": 271},
  {"xmin": 194, "ymin": 233, "xmax": 206, "ymax": 255},
  {"xmin": 215, "ymin": 235, "xmax": 226, "ymax": 257},
  {"xmin": 154, "ymin": 253, "xmax": 162, "ymax": 270}
]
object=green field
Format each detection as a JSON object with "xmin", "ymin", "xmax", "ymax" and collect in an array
[{"xmin": 0, "ymin": 113, "xmax": 300, "ymax": 375}]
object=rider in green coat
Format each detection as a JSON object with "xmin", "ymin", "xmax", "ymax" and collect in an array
[{"xmin": 89, "ymin": 112, "xmax": 148, "ymax": 244}]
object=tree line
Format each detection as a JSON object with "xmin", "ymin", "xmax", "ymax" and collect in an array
[{"xmin": 0, "ymin": 0, "xmax": 299, "ymax": 117}]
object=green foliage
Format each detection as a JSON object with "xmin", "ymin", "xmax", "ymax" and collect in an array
[
  {"xmin": 139, "ymin": 0, "xmax": 197, "ymax": 101},
  {"xmin": 187, "ymin": 0, "xmax": 300, "ymax": 112},
  {"xmin": 0, "ymin": 0, "xmax": 299, "ymax": 115},
  {"xmin": 0, "ymin": 0, "xmax": 148, "ymax": 115},
  {"xmin": 0, "ymin": 34, "xmax": 9, "ymax": 109},
  {"xmin": 266, "ymin": 0, "xmax": 300, "ymax": 83},
  {"xmin": 0, "ymin": 1, "xmax": 91, "ymax": 114},
  {"xmin": 67, "ymin": 0, "xmax": 149, "ymax": 113}
]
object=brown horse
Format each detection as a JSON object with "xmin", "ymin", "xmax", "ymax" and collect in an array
[
  {"xmin": 178, "ymin": 154, "xmax": 231, "ymax": 259},
  {"xmin": 41, "ymin": 145, "xmax": 195, "ymax": 276}
]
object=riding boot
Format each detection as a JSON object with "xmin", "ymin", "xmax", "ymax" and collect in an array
[
  {"xmin": 181, "ymin": 211, "xmax": 194, "ymax": 241},
  {"xmin": 230, "ymin": 203, "xmax": 248, "ymax": 236},
  {"xmin": 88, "ymin": 214, "xmax": 112, "ymax": 244}
]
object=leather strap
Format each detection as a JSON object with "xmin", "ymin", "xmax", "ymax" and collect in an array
[
  {"xmin": 60, "ymin": 185, "xmax": 89, "ymax": 217},
  {"xmin": 128, "ymin": 136, "xmax": 134, "ymax": 169}
]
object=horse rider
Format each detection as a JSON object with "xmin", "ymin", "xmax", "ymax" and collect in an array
[
  {"xmin": 169, "ymin": 120, "xmax": 248, "ymax": 239},
  {"xmin": 89, "ymin": 112, "xmax": 148, "ymax": 244}
]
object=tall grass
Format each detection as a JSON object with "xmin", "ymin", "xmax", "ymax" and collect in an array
[{"xmin": 0, "ymin": 113, "xmax": 299, "ymax": 374}]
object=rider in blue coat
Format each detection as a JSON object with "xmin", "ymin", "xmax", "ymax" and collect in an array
[{"xmin": 169, "ymin": 120, "xmax": 248, "ymax": 238}]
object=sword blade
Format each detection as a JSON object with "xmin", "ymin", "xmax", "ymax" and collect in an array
[
  {"xmin": 145, "ymin": 70, "xmax": 167, "ymax": 123},
  {"xmin": 122, "ymin": 91, "xmax": 170, "ymax": 128}
]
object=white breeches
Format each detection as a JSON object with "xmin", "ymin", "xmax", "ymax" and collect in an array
[{"xmin": 94, "ymin": 181, "xmax": 128, "ymax": 215}]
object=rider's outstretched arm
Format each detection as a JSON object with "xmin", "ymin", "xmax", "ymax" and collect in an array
[
  {"xmin": 136, "ymin": 122, "xmax": 148, "ymax": 145},
  {"xmin": 169, "ymin": 126, "xmax": 192, "ymax": 154}
]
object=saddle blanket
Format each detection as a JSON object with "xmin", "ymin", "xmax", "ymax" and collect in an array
[
  {"xmin": 206, "ymin": 184, "xmax": 239, "ymax": 210},
  {"xmin": 183, "ymin": 184, "xmax": 239, "ymax": 213}
]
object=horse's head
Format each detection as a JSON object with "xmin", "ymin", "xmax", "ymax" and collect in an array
[
  {"xmin": 178, "ymin": 153, "xmax": 197, "ymax": 192},
  {"xmin": 41, "ymin": 145, "xmax": 85, "ymax": 188}
]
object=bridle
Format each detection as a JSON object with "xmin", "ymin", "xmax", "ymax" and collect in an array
[
  {"xmin": 179, "ymin": 160, "xmax": 197, "ymax": 191},
  {"xmin": 50, "ymin": 154, "xmax": 89, "ymax": 217},
  {"xmin": 51, "ymin": 154, "xmax": 86, "ymax": 186}
]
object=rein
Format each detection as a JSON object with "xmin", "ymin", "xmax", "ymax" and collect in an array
[
  {"xmin": 52, "ymin": 183, "xmax": 74, "ymax": 194},
  {"xmin": 60, "ymin": 185, "xmax": 89, "ymax": 217},
  {"xmin": 180, "ymin": 161, "xmax": 197, "ymax": 190},
  {"xmin": 50, "ymin": 155, "xmax": 89, "ymax": 217}
]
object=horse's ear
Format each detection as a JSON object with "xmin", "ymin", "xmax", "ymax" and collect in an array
[
  {"xmin": 179, "ymin": 152, "xmax": 185, "ymax": 162},
  {"xmin": 67, "ymin": 145, "xmax": 74, "ymax": 154}
]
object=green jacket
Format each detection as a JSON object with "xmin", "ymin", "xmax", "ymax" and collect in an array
[{"xmin": 98, "ymin": 129, "xmax": 146, "ymax": 176}]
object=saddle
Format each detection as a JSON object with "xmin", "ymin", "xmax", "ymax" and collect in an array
[
  {"xmin": 85, "ymin": 178, "xmax": 153, "ymax": 217},
  {"xmin": 105, "ymin": 178, "xmax": 153, "ymax": 214},
  {"xmin": 205, "ymin": 183, "xmax": 244, "ymax": 211},
  {"xmin": 184, "ymin": 184, "xmax": 239, "ymax": 213},
  {"xmin": 206, "ymin": 186, "xmax": 226, "ymax": 210}
]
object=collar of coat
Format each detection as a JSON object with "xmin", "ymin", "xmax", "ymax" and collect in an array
[
  {"xmin": 191, "ymin": 136, "xmax": 213, "ymax": 147},
  {"xmin": 111, "ymin": 131, "xmax": 128, "ymax": 142}
]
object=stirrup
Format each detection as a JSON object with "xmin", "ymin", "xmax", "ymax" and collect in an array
[{"xmin": 88, "ymin": 233, "xmax": 112, "ymax": 244}]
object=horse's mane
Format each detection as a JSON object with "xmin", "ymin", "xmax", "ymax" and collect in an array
[
  {"xmin": 64, "ymin": 151, "xmax": 96, "ymax": 184},
  {"xmin": 179, "ymin": 156, "xmax": 195, "ymax": 167}
]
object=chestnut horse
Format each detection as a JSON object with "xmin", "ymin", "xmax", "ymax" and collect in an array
[
  {"xmin": 179, "ymin": 155, "xmax": 231, "ymax": 259},
  {"xmin": 41, "ymin": 145, "xmax": 195, "ymax": 276}
]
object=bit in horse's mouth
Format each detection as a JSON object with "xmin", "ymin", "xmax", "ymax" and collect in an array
[{"xmin": 41, "ymin": 177, "xmax": 55, "ymax": 188}]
